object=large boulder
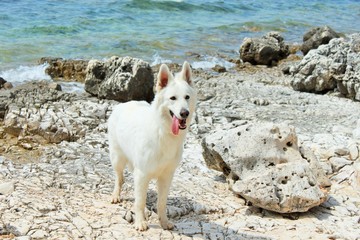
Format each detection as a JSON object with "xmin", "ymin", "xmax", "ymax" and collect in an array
[
  {"xmin": 301, "ymin": 26, "xmax": 340, "ymax": 55},
  {"xmin": 39, "ymin": 57, "xmax": 89, "ymax": 82},
  {"xmin": 84, "ymin": 56, "xmax": 154, "ymax": 102},
  {"xmin": 202, "ymin": 122, "xmax": 330, "ymax": 213},
  {"xmin": 239, "ymin": 32, "xmax": 290, "ymax": 66},
  {"xmin": 290, "ymin": 34, "xmax": 360, "ymax": 98}
]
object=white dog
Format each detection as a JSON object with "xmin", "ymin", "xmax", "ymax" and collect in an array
[{"xmin": 108, "ymin": 62, "xmax": 196, "ymax": 231}]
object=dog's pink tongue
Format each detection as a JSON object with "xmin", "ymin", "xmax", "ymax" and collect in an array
[{"xmin": 172, "ymin": 115, "xmax": 180, "ymax": 135}]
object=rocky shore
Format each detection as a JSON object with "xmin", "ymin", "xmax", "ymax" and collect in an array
[{"xmin": 1, "ymin": 29, "xmax": 360, "ymax": 240}]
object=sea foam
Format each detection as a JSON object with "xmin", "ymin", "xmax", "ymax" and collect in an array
[
  {"xmin": 0, "ymin": 64, "xmax": 51, "ymax": 86},
  {"xmin": 192, "ymin": 56, "xmax": 235, "ymax": 69}
]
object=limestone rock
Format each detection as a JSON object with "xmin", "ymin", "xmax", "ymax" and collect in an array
[
  {"xmin": 39, "ymin": 57, "xmax": 89, "ymax": 82},
  {"xmin": 337, "ymin": 34, "xmax": 360, "ymax": 100},
  {"xmin": 202, "ymin": 122, "xmax": 330, "ymax": 213},
  {"xmin": 290, "ymin": 33, "xmax": 360, "ymax": 98},
  {"xmin": 0, "ymin": 182, "xmax": 14, "ymax": 195},
  {"xmin": 2, "ymin": 81, "xmax": 109, "ymax": 144},
  {"xmin": 301, "ymin": 26, "xmax": 340, "ymax": 55},
  {"xmin": 239, "ymin": 32, "xmax": 290, "ymax": 66},
  {"xmin": 84, "ymin": 56, "xmax": 154, "ymax": 102}
]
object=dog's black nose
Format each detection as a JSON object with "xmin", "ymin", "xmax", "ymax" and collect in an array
[{"xmin": 180, "ymin": 109, "xmax": 189, "ymax": 118}]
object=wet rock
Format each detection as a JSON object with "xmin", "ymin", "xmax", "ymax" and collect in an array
[
  {"xmin": 0, "ymin": 77, "xmax": 12, "ymax": 90},
  {"xmin": 84, "ymin": 56, "xmax": 154, "ymax": 102},
  {"xmin": 202, "ymin": 122, "xmax": 330, "ymax": 213},
  {"xmin": 212, "ymin": 65, "xmax": 226, "ymax": 73},
  {"xmin": 301, "ymin": 26, "xmax": 340, "ymax": 55},
  {"xmin": 290, "ymin": 33, "xmax": 360, "ymax": 98},
  {"xmin": 39, "ymin": 57, "xmax": 89, "ymax": 82},
  {"xmin": 239, "ymin": 32, "xmax": 290, "ymax": 66},
  {"xmin": 0, "ymin": 77, "xmax": 7, "ymax": 89}
]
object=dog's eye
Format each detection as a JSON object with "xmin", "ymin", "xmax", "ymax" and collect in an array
[
  {"xmin": 185, "ymin": 95, "xmax": 190, "ymax": 100},
  {"xmin": 170, "ymin": 96, "xmax": 176, "ymax": 100}
]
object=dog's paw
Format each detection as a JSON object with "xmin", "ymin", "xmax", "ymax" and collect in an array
[
  {"xmin": 111, "ymin": 195, "xmax": 121, "ymax": 204},
  {"xmin": 160, "ymin": 220, "xmax": 174, "ymax": 230},
  {"xmin": 135, "ymin": 220, "xmax": 149, "ymax": 231}
]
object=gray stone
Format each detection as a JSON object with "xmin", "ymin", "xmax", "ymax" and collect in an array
[
  {"xmin": 2, "ymin": 81, "xmax": 109, "ymax": 144},
  {"xmin": 353, "ymin": 120, "xmax": 360, "ymax": 139},
  {"xmin": 6, "ymin": 219, "xmax": 31, "ymax": 236},
  {"xmin": 301, "ymin": 26, "xmax": 341, "ymax": 55},
  {"xmin": 0, "ymin": 181, "xmax": 14, "ymax": 195},
  {"xmin": 84, "ymin": 56, "xmax": 154, "ymax": 102},
  {"xmin": 202, "ymin": 122, "xmax": 330, "ymax": 213},
  {"xmin": 348, "ymin": 143, "xmax": 359, "ymax": 160},
  {"xmin": 239, "ymin": 32, "xmax": 290, "ymax": 66},
  {"xmin": 329, "ymin": 157, "xmax": 352, "ymax": 172},
  {"xmin": 291, "ymin": 33, "xmax": 360, "ymax": 99},
  {"xmin": 30, "ymin": 229, "xmax": 49, "ymax": 239}
]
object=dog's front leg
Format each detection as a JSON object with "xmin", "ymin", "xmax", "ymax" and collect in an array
[
  {"xmin": 133, "ymin": 170, "xmax": 150, "ymax": 231},
  {"xmin": 157, "ymin": 171, "xmax": 175, "ymax": 230}
]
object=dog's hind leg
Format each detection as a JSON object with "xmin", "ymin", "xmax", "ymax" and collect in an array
[
  {"xmin": 110, "ymin": 147, "xmax": 126, "ymax": 204},
  {"xmin": 133, "ymin": 170, "xmax": 150, "ymax": 231},
  {"xmin": 157, "ymin": 170, "xmax": 175, "ymax": 230}
]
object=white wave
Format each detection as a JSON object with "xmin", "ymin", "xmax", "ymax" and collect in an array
[
  {"xmin": 59, "ymin": 82, "xmax": 85, "ymax": 94},
  {"xmin": 192, "ymin": 56, "xmax": 235, "ymax": 70},
  {"xmin": 150, "ymin": 52, "xmax": 172, "ymax": 66},
  {"xmin": 0, "ymin": 64, "xmax": 51, "ymax": 86}
]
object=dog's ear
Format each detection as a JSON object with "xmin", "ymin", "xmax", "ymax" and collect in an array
[
  {"xmin": 181, "ymin": 61, "xmax": 192, "ymax": 85},
  {"xmin": 156, "ymin": 64, "xmax": 171, "ymax": 92}
]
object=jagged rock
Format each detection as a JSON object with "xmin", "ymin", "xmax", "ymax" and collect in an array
[
  {"xmin": 338, "ymin": 34, "xmax": 360, "ymax": 99},
  {"xmin": 84, "ymin": 56, "xmax": 154, "ymax": 102},
  {"xmin": 239, "ymin": 32, "xmax": 290, "ymax": 66},
  {"xmin": 301, "ymin": 26, "xmax": 340, "ymax": 55},
  {"xmin": 202, "ymin": 122, "xmax": 330, "ymax": 213},
  {"xmin": 39, "ymin": 57, "xmax": 89, "ymax": 82},
  {"xmin": 0, "ymin": 77, "xmax": 6, "ymax": 88},
  {"xmin": 290, "ymin": 34, "xmax": 360, "ymax": 98},
  {"xmin": 2, "ymin": 81, "xmax": 110, "ymax": 144}
]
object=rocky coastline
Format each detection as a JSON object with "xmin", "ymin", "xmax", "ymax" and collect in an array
[{"xmin": 1, "ymin": 27, "xmax": 360, "ymax": 239}]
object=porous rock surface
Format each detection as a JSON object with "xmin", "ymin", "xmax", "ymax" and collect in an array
[
  {"xmin": 39, "ymin": 57, "xmax": 89, "ymax": 82},
  {"xmin": 239, "ymin": 32, "xmax": 290, "ymax": 66},
  {"xmin": 1, "ymin": 81, "xmax": 111, "ymax": 144},
  {"xmin": 0, "ymin": 63, "xmax": 360, "ymax": 239},
  {"xmin": 84, "ymin": 56, "xmax": 154, "ymax": 102},
  {"xmin": 290, "ymin": 33, "xmax": 360, "ymax": 99},
  {"xmin": 202, "ymin": 122, "xmax": 330, "ymax": 213}
]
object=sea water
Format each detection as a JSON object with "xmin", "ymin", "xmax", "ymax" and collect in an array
[{"xmin": 0, "ymin": 0, "xmax": 359, "ymax": 84}]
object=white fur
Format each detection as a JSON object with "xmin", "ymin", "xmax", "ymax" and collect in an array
[{"xmin": 108, "ymin": 62, "xmax": 196, "ymax": 231}]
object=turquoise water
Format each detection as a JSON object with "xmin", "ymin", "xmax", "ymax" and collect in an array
[{"xmin": 1, "ymin": 0, "xmax": 360, "ymax": 74}]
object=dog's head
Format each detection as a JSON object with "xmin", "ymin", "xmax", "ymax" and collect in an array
[{"xmin": 155, "ymin": 61, "xmax": 196, "ymax": 136}]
